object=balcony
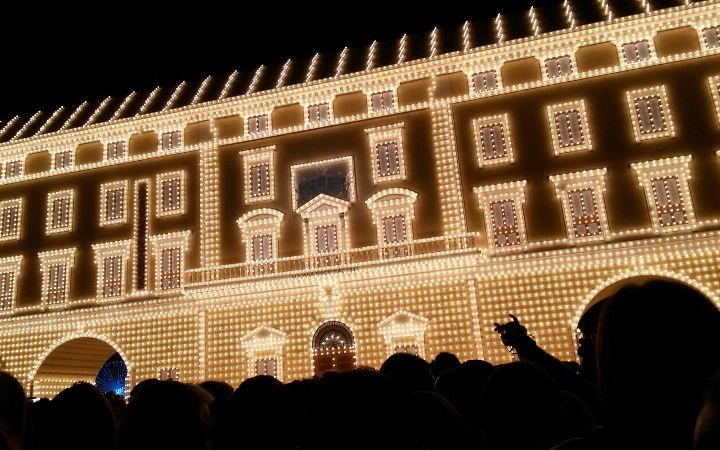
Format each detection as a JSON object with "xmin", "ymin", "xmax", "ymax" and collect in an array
[{"xmin": 186, "ymin": 233, "xmax": 480, "ymax": 287}]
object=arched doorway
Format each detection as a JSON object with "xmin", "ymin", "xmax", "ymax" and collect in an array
[
  {"xmin": 312, "ymin": 321, "xmax": 356, "ymax": 376},
  {"xmin": 572, "ymin": 273, "xmax": 720, "ymax": 382},
  {"xmin": 30, "ymin": 337, "xmax": 130, "ymax": 398}
]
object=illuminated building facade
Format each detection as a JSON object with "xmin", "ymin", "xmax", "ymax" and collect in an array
[{"xmin": 0, "ymin": 1, "xmax": 719, "ymax": 397}]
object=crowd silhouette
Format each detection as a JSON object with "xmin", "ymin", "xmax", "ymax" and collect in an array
[{"xmin": 1, "ymin": 278, "xmax": 720, "ymax": 449}]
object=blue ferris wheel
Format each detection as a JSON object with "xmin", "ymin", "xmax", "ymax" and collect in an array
[{"xmin": 95, "ymin": 353, "xmax": 128, "ymax": 396}]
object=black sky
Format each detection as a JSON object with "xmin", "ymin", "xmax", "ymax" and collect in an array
[{"xmin": 0, "ymin": 0, "xmax": 614, "ymax": 120}]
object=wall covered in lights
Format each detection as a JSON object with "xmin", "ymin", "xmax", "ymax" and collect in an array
[{"xmin": 0, "ymin": 1, "xmax": 718, "ymax": 396}]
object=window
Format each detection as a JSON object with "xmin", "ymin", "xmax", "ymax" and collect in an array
[
  {"xmin": 490, "ymin": 200, "xmax": 521, "ymax": 247},
  {"xmin": 38, "ymin": 248, "xmax": 75, "ymax": 306},
  {"xmin": 160, "ymin": 131, "xmax": 182, "ymax": 151},
  {"xmin": 315, "ymin": 225, "xmax": 338, "ymax": 253},
  {"xmin": 568, "ymin": 189, "xmax": 602, "ymax": 237},
  {"xmin": 156, "ymin": 171, "xmax": 185, "ymax": 217},
  {"xmin": 474, "ymin": 181, "xmax": 527, "ymax": 253},
  {"xmin": 102, "ymin": 255, "xmax": 122, "ymax": 297},
  {"xmin": 472, "ymin": 114, "xmax": 513, "ymax": 167},
  {"xmin": 370, "ymin": 90, "xmax": 395, "ymax": 112},
  {"xmin": 247, "ymin": 114, "xmax": 268, "ymax": 134},
  {"xmin": 366, "ymin": 188, "xmax": 418, "ymax": 258},
  {"xmin": 47, "ymin": 264, "xmax": 67, "ymax": 304},
  {"xmin": 159, "ymin": 368, "xmax": 180, "ymax": 381},
  {"xmin": 622, "ymin": 40, "xmax": 652, "ymax": 63},
  {"xmin": 255, "ymin": 358, "xmax": 278, "ymax": 377},
  {"xmin": 250, "ymin": 164, "xmax": 270, "ymax": 198},
  {"xmin": 100, "ymin": 181, "xmax": 127, "ymax": 226},
  {"xmin": 291, "ymin": 156, "xmax": 356, "ymax": 210},
  {"xmin": 241, "ymin": 326, "xmax": 288, "ymax": 382},
  {"xmin": 160, "ymin": 248, "xmax": 181, "ymax": 290},
  {"xmin": 365, "ymin": 123, "xmax": 407, "ymax": 183},
  {"xmin": 252, "ymin": 234, "xmax": 273, "ymax": 261},
  {"xmin": 631, "ymin": 155, "xmax": 695, "ymax": 232},
  {"xmin": 378, "ymin": 310, "xmax": 429, "ymax": 359},
  {"xmin": 46, "ymin": 190, "xmax": 73, "ymax": 234},
  {"xmin": 547, "ymin": 101, "xmax": 592, "ymax": 155},
  {"xmin": 0, "ymin": 272, "xmax": 14, "ymax": 310},
  {"xmin": 652, "ymin": 176, "xmax": 688, "ymax": 227},
  {"xmin": 92, "ymin": 240, "xmax": 132, "ymax": 300},
  {"xmin": 106, "ymin": 141, "xmax": 126, "ymax": 160},
  {"xmin": 550, "ymin": 169, "xmax": 609, "ymax": 243},
  {"xmin": 471, "ymin": 70, "xmax": 499, "ymax": 93},
  {"xmin": 0, "ymin": 199, "xmax": 21, "ymax": 241},
  {"xmin": 0, "ymin": 256, "xmax": 22, "ymax": 311},
  {"xmin": 308, "ymin": 103, "xmax": 330, "ymax": 122},
  {"xmin": 242, "ymin": 146, "xmax": 276, "ymax": 203},
  {"xmin": 237, "ymin": 209, "xmax": 284, "ymax": 266},
  {"xmin": 626, "ymin": 86, "xmax": 675, "ymax": 141},
  {"xmin": 4, "ymin": 161, "xmax": 22, "ymax": 179},
  {"xmin": 703, "ymin": 26, "xmax": 720, "ymax": 49},
  {"xmin": 382, "ymin": 216, "xmax": 407, "ymax": 244},
  {"xmin": 394, "ymin": 345, "xmax": 419, "ymax": 355},
  {"xmin": 53, "ymin": 150, "xmax": 73, "ymax": 170},
  {"xmin": 151, "ymin": 231, "xmax": 190, "ymax": 292},
  {"xmin": 545, "ymin": 56, "xmax": 573, "ymax": 78}
]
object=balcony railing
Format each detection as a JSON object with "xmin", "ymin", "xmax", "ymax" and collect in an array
[{"xmin": 186, "ymin": 233, "xmax": 480, "ymax": 287}]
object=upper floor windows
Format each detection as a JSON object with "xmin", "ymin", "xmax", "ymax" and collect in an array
[
  {"xmin": 364, "ymin": 123, "xmax": 407, "ymax": 183},
  {"xmin": 161, "ymin": 131, "xmax": 182, "ymax": 151},
  {"xmin": 53, "ymin": 150, "xmax": 73, "ymax": 170},
  {"xmin": 242, "ymin": 146, "xmax": 276, "ymax": 203},
  {"xmin": 315, "ymin": 224, "xmax": 338, "ymax": 253},
  {"xmin": 46, "ymin": 190, "xmax": 74, "ymax": 234},
  {"xmin": 631, "ymin": 155, "xmax": 695, "ymax": 232},
  {"xmin": 100, "ymin": 181, "xmax": 127, "ymax": 226},
  {"xmin": 622, "ymin": 40, "xmax": 653, "ymax": 63},
  {"xmin": 237, "ymin": 209, "xmax": 284, "ymax": 267},
  {"xmin": 474, "ymin": 181, "xmax": 527, "ymax": 254},
  {"xmin": 247, "ymin": 114, "xmax": 269, "ymax": 134},
  {"xmin": 92, "ymin": 240, "xmax": 132, "ymax": 300},
  {"xmin": 156, "ymin": 171, "xmax": 185, "ymax": 217},
  {"xmin": 0, "ymin": 256, "xmax": 23, "ymax": 311},
  {"xmin": 150, "ymin": 231, "xmax": 191, "ymax": 292},
  {"xmin": 370, "ymin": 90, "xmax": 395, "ymax": 112},
  {"xmin": 547, "ymin": 100, "xmax": 592, "ymax": 155},
  {"xmin": 366, "ymin": 188, "xmax": 418, "ymax": 258},
  {"xmin": 38, "ymin": 247, "xmax": 76, "ymax": 306},
  {"xmin": 471, "ymin": 70, "xmax": 499, "ymax": 93},
  {"xmin": 4, "ymin": 161, "xmax": 22, "ymax": 179},
  {"xmin": 544, "ymin": 56, "xmax": 573, "ymax": 79},
  {"xmin": 702, "ymin": 26, "xmax": 720, "ymax": 49},
  {"xmin": 307, "ymin": 103, "xmax": 331, "ymax": 123},
  {"xmin": 0, "ymin": 199, "xmax": 22, "ymax": 241},
  {"xmin": 626, "ymin": 86, "xmax": 675, "ymax": 141},
  {"xmin": 106, "ymin": 141, "xmax": 127, "ymax": 161},
  {"xmin": 472, "ymin": 114, "xmax": 513, "ymax": 167},
  {"xmin": 550, "ymin": 169, "xmax": 609, "ymax": 244}
]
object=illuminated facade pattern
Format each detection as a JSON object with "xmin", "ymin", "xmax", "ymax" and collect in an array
[
  {"xmin": 0, "ymin": 2, "xmax": 718, "ymax": 397},
  {"xmin": 0, "ymin": 199, "xmax": 21, "ymax": 241},
  {"xmin": 471, "ymin": 70, "xmax": 499, "ymax": 93}
]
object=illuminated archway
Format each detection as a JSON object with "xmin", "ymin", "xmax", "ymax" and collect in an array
[
  {"xmin": 312, "ymin": 321, "xmax": 356, "ymax": 376},
  {"xmin": 29, "ymin": 334, "xmax": 131, "ymax": 398},
  {"xmin": 571, "ymin": 270, "xmax": 720, "ymax": 333}
]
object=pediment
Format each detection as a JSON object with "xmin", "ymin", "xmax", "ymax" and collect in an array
[
  {"xmin": 378, "ymin": 310, "xmax": 429, "ymax": 334},
  {"xmin": 296, "ymin": 193, "xmax": 351, "ymax": 217}
]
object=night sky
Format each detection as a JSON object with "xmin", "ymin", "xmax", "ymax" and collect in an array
[{"xmin": 0, "ymin": 0, "xmax": 639, "ymax": 121}]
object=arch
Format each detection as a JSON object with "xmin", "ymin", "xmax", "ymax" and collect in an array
[
  {"xmin": 28, "ymin": 331, "xmax": 132, "ymax": 398},
  {"xmin": 570, "ymin": 270, "xmax": 720, "ymax": 332},
  {"xmin": 312, "ymin": 321, "xmax": 356, "ymax": 376},
  {"xmin": 365, "ymin": 187, "xmax": 418, "ymax": 208},
  {"xmin": 312, "ymin": 320, "xmax": 355, "ymax": 350}
]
